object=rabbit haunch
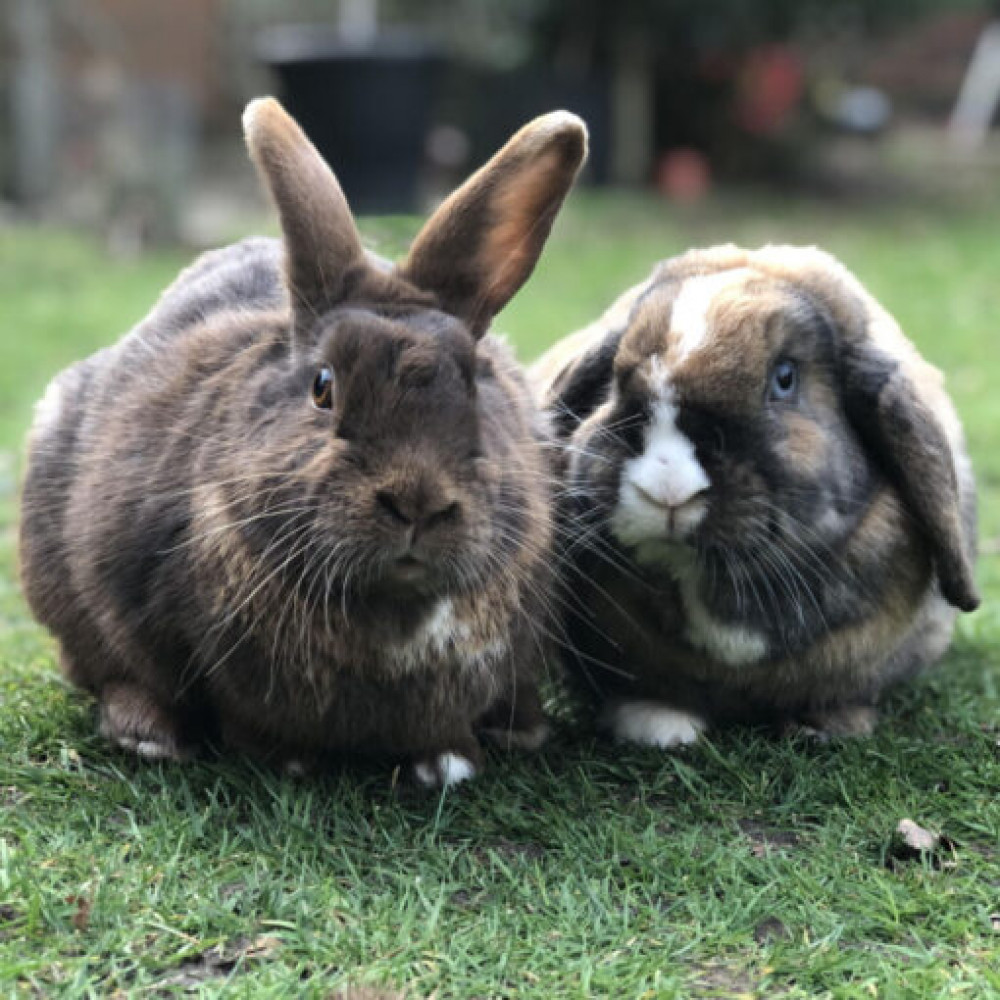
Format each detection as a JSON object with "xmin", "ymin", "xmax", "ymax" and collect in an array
[
  {"xmin": 534, "ymin": 244, "xmax": 977, "ymax": 743},
  {"xmin": 19, "ymin": 98, "xmax": 587, "ymax": 784}
]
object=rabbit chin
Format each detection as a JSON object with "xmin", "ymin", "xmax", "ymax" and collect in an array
[
  {"xmin": 610, "ymin": 503, "xmax": 701, "ymax": 575},
  {"xmin": 611, "ymin": 533, "xmax": 771, "ymax": 669},
  {"xmin": 365, "ymin": 563, "xmax": 453, "ymax": 601},
  {"xmin": 360, "ymin": 548, "xmax": 482, "ymax": 606}
]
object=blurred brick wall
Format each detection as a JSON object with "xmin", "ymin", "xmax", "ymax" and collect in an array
[{"xmin": 88, "ymin": 0, "xmax": 227, "ymax": 122}]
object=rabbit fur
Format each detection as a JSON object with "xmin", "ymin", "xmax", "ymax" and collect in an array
[
  {"xmin": 19, "ymin": 98, "xmax": 588, "ymax": 785},
  {"xmin": 532, "ymin": 244, "xmax": 978, "ymax": 745}
]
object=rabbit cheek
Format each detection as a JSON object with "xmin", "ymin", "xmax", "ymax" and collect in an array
[
  {"xmin": 775, "ymin": 411, "xmax": 827, "ymax": 478},
  {"xmin": 565, "ymin": 410, "xmax": 626, "ymax": 527}
]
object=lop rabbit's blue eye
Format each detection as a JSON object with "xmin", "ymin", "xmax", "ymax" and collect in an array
[
  {"xmin": 312, "ymin": 367, "xmax": 333, "ymax": 409},
  {"xmin": 769, "ymin": 359, "xmax": 798, "ymax": 402}
]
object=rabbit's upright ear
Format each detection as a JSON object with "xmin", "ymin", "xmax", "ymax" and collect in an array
[
  {"xmin": 400, "ymin": 112, "xmax": 588, "ymax": 337},
  {"xmin": 243, "ymin": 98, "xmax": 368, "ymax": 338},
  {"xmin": 841, "ymin": 336, "xmax": 979, "ymax": 612}
]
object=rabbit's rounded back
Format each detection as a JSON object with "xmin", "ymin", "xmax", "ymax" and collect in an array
[
  {"xmin": 20, "ymin": 99, "xmax": 587, "ymax": 780},
  {"xmin": 533, "ymin": 245, "xmax": 977, "ymax": 738}
]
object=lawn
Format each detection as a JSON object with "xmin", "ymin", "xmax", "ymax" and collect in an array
[{"xmin": 1, "ymin": 194, "xmax": 999, "ymax": 998}]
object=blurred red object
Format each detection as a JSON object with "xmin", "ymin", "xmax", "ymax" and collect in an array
[
  {"xmin": 655, "ymin": 148, "xmax": 711, "ymax": 203},
  {"xmin": 735, "ymin": 45, "xmax": 804, "ymax": 135}
]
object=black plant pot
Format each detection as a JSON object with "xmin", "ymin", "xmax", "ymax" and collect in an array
[{"xmin": 257, "ymin": 27, "xmax": 444, "ymax": 214}]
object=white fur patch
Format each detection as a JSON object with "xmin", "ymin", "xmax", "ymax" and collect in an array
[
  {"xmin": 605, "ymin": 699, "xmax": 706, "ymax": 747},
  {"xmin": 112, "ymin": 733, "xmax": 182, "ymax": 761},
  {"xmin": 134, "ymin": 739, "xmax": 177, "ymax": 760},
  {"xmin": 422, "ymin": 598, "xmax": 465, "ymax": 652},
  {"xmin": 670, "ymin": 268, "xmax": 752, "ymax": 361},
  {"xmin": 413, "ymin": 751, "xmax": 477, "ymax": 787},
  {"xmin": 384, "ymin": 599, "xmax": 492, "ymax": 674},
  {"xmin": 612, "ymin": 381, "xmax": 709, "ymax": 548},
  {"xmin": 679, "ymin": 577, "xmax": 769, "ymax": 666},
  {"xmin": 33, "ymin": 377, "xmax": 65, "ymax": 440},
  {"xmin": 384, "ymin": 598, "xmax": 508, "ymax": 677}
]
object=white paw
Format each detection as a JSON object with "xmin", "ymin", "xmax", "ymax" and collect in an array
[
  {"xmin": 604, "ymin": 699, "xmax": 706, "ymax": 748},
  {"xmin": 113, "ymin": 734, "xmax": 182, "ymax": 760},
  {"xmin": 413, "ymin": 752, "xmax": 478, "ymax": 788},
  {"xmin": 479, "ymin": 721, "xmax": 551, "ymax": 752}
]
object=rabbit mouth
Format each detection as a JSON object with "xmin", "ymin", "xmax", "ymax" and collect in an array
[
  {"xmin": 376, "ymin": 552, "xmax": 456, "ymax": 595},
  {"xmin": 390, "ymin": 554, "xmax": 428, "ymax": 581}
]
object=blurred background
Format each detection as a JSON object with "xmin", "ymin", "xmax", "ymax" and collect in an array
[
  {"xmin": 3, "ymin": 0, "xmax": 1000, "ymax": 247},
  {"xmin": 6, "ymin": 12, "xmax": 1000, "ymax": 998}
]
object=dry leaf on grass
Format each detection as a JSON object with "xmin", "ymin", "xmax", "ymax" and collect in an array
[
  {"xmin": 897, "ymin": 819, "xmax": 939, "ymax": 853},
  {"xmin": 65, "ymin": 895, "xmax": 91, "ymax": 932},
  {"xmin": 888, "ymin": 818, "xmax": 956, "ymax": 868}
]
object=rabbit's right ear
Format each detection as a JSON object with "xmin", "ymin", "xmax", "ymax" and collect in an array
[
  {"xmin": 841, "ymin": 338, "xmax": 979, "ymax": 612},
  {"xmin": 243, "ymin": 98, "xmax": 369, "ymax": 339},
  {"xmin": 400, "ymin": 112, "xmax": 588, "ymax": 338}
]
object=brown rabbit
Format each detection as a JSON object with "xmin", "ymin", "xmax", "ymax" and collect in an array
[
  {"xmin": 533, "ymin": 245, "xmax": 978, "ymax": 744},
  {"xmin": 19, "ymin": 98, "xmax": 587, "ymax": 786}
]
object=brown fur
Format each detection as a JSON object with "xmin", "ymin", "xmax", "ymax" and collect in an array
[
  {"xmin": 19, "ymin": 98, "xmax": 587, "ymax": 783},
  {"xmin": 401, "ymin": 112, "xmax": 586, "ymax": 336},
  {"xmin": 533, "ymin": 244, "xmax": 977, "ymax": 738}
]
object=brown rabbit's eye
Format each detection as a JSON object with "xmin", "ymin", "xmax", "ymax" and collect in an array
[
  {"xmin": 312, "ymin": 367, "xmax": 333, "ymax": 409},
  {"xmin": 769, "ymin": 359, "xmax": 798, "ymax": 402}
]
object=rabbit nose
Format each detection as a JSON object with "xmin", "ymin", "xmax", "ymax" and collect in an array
[
  {"xmin": 376, "ymin": 488, "xmax": 460, "ymax": 535},
  {"xmin": 632, "ymin": 481, "xmax": 708, "ymax": 513}
]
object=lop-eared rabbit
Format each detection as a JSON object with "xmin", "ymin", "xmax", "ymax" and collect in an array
[
  {"xmin": 20, "ymin": 98, "xmax": 587, "ymax": 786},
  {"xmin": 533, "ymin": 245, "xmax": 978, "ymax": 745}
]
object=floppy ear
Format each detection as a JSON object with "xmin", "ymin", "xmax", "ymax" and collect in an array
[
  {"xmin": 544, "ymin": 329, "xmax": 625, "ymax": 438},
  {"xmin": 841, "ymin": 339, "xmax": 979, "ymax": 612},
  {"xmin": 399, "ymin": 111, "xmax": 588, "ymax": 337},
  {"xmin": 243, "ymin": 97, "xmax": 370, "ymax": 341}
]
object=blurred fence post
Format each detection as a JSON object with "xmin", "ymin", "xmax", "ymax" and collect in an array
[
  {"xmin": 611, "ymin": 25, "xmax": 653, "ymax": 185},
  {"xmin": 9, "ymin": 0, "xmax": 58, "ymax": 207},
  {"xmin": 950, "ymin": 20, "xmax": 1000, "ymax": 152},
  {"xmin": 338, "ymin": 0, "xmax": 378, "ymax": 47}
]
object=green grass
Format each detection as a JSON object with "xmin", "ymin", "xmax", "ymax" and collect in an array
[{"xmin": 2, "ymin": 194, "xmax": 999, "ymax": 998}]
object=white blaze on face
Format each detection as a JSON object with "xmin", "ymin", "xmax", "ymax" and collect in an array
[
  {"xmin": 606, "ymin": 266, "xmax": 771, "ymax": 666},
  {"xmin": 612, "ymin": 375, "xmax": 710, "ymax": 550},
  {"xmin": 632, "ymin": 387, "xmax": 710, "ymax": 507},
  {"xmin": 611, "ymin": 269, "xmax": 753, "ymax": 553},
  {"xmin": 669, "ymin": 267, "xmax": 752, "ymax": 362}
]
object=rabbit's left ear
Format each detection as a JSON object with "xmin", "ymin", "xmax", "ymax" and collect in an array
[
  {"xmin": 399, "ymin": 111, "xmax": 587, "ymax": 338},
  {"xmin": 841, "ymin": 338, "xmax": 979, "ymax": 612},
  {"xmin": 243, "ymin": 97, "xmax": 372, "ymax": 341}
]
